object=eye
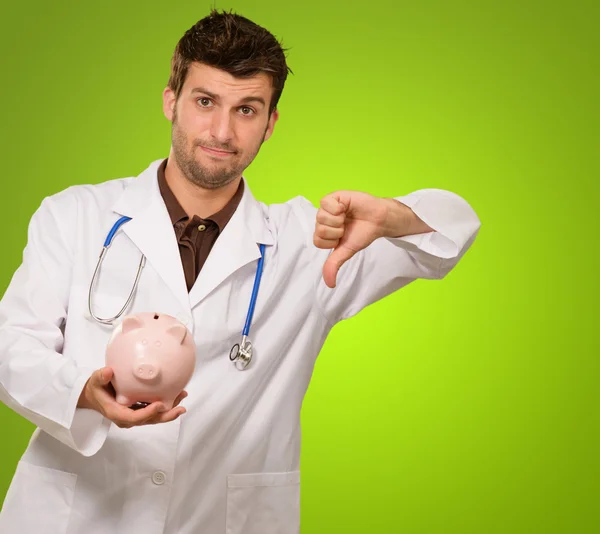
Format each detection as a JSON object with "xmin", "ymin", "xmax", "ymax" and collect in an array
[
  {"xmin": 197, "ymin": 97, "xmax": 212, "ymax": 107},
  {"xmin": 239, "ymin": 106, "xmax": 255, "ymax": 116}
]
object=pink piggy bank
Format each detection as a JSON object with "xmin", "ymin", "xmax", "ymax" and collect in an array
[{"xmin": 105, "ymin": 312, "xmax": 196, "ymax": 410}]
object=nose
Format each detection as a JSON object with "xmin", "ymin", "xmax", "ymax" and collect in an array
[
  {"xmin": 209, "ymin": 108, "xmax": 234, "ymax": 146},
  {"xmin": 134, "ymin": 363, "xmax": 161, "ymax": 382}
]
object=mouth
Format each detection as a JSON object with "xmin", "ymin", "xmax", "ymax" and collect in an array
[{"xmin": 199, "ymin": 145, "xmax": 236, "ymax": 158}]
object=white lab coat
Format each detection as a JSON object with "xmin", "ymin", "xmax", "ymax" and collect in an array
[{"xmin": 0, "ymin": 158, "xmax": 480, "ymax": 534}]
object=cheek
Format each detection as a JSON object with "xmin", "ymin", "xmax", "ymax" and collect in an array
[
  {"xmin": 189, "ymin": 112, "xmax": 211, "ymax": 131},
  {"xmin": 177, "ymin": 107, "xmax": 209, "ymax": 137},
  {"xmin": 240, "ymin": 123, "xmax": 269, "ymax": 150}
]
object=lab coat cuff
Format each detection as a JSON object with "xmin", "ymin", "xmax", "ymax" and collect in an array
[
  {"xmin": 385, "ymin": 189, "xmax": 480, "ymax": 260},
  {"xmin": 60, "ymin": 368, "xmax": 111, "ymax": 457}
]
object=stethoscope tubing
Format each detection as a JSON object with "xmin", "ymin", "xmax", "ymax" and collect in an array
[{"xmin": 89, "ymin": 217, "xmax": 265, "ymax": 369}]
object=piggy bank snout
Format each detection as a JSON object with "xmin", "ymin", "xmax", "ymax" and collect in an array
[{"xmin": 133, "ymin": 363, "xmax": 161, "ymax": 382}]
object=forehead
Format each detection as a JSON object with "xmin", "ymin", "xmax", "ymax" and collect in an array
[{"xmin": 182, "ymin": 62, "xmax": 273, "ymax": 98}]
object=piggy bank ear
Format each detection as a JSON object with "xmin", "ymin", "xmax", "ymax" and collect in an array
[
  {"xmin": 166, "ymin": 324, "xmax": 187, "ymax": 344},
  {"xmin": 121, "ymin": 315, "xmax": 144, "ymax": 334}
]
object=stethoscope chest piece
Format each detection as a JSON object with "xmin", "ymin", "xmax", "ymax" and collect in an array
[
  {"xmin": 230, "ymin": 336, "xmax": 253, "ymax": 370},
  {"xmin": 228, "ymin": 243, "xmax": 266, "ymax": 371}
]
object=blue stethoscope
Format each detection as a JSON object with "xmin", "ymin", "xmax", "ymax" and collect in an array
[{"xmin": 88, "ymin": 216, "xmax": 265, "ymax": 370}]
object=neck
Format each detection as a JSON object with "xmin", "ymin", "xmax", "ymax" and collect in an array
[{"xmin": 164, "ymin": 155, "xmax": 241, "ymax": 219}]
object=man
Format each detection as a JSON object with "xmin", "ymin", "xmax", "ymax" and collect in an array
[{"xmin": 0, "ymin": 9, "xmax": 480, "ymax": 534}]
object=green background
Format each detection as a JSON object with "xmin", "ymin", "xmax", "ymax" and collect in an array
[{"xmin": 0, "ymin": 0, "xmax": 598, "ymax": 532}]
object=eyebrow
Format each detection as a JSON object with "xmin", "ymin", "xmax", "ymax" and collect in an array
[{"xmin": 190, "ymin": 86, "xmax": 266, "ymax": 107}]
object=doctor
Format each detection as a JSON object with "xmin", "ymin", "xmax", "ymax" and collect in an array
[{"xmin": 0, "ymin": 9, "xmax": 480, "ymax": 534}]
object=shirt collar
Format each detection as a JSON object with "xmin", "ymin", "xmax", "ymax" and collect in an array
[{"xmin": 157, "ymin": 157, "xmax": 245, "ymax": 232}]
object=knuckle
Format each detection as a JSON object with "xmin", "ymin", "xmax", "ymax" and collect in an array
[
  {"xmin": 320, "ymin": 238, "xmax": 338, "ymax": 248},
  {"xmin": 320, "ymin": 196, "xmax": 336, "ymax": 210},
  {"xmin": 316, "ymin": 210, "xmax": 329, "ymax": 224},
  {"xmin": 325, "ymin": 228, "xmax": 342, "ymax": 239},
  {"xmin": 131, "ymin": 415, "xmax": 148, "ymax": 426}
]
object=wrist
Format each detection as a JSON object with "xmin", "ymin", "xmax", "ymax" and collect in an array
[
  {"xmin": 77, "ymin": 380, "xmax": 93, "ymax": 410},
  {"xmin": 382, "ymin": 198, "xmax": 433, "ymax": 238}
]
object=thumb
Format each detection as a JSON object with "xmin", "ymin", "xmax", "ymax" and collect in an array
[
  {"xmin": 323, "ymin": 244, "xmax": 356, "ymax": 288},
  {"xmin": 95, "ymin": 367, "xmax": 114, "ymax": 386}
]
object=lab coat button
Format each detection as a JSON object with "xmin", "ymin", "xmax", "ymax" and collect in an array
[{"xmin": 152, "ymin": 471, "xmax": 166, "ymax": 485}]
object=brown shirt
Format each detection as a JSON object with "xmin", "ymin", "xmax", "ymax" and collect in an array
[{"xmin": 157, "ymin": 158, "xmax": 244, "ymax": 292}]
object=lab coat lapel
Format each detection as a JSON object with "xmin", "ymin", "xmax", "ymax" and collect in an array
[
  {"xmin": 188, "ymin": 180, "xmax": 274, "ymax": 310},
  {"xmin": 110, "ymin": 159, "xmax": 190, "ymax": 313}
]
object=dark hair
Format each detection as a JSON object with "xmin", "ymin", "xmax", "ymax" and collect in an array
[{"xmin": 168, "ymin": 9, "xmax": 293, "ymax": 114}]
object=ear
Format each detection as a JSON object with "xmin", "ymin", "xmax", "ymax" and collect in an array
[
  {"xmin": 163, "ymin": 86, "xmax": 177, "ymax": 122},
  {"xmin": 263, "ymin": 109, "xmax": 279, "ymax": 142},
  {"xmin": 121, "ymin": 315, "xmax": 144, "ymax": 334},
  {"xmin": 166, "ymin": 324, "xmax": 188, "ymax": 344}
]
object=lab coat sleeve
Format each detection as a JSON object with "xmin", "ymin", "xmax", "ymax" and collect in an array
[
  {"xmin": 293, "ymin": 188, "xmax": 481, "ymax": 324},
  {"xmin": 0, "ymin": 193, "xmax": 111, "ymax": 457}
]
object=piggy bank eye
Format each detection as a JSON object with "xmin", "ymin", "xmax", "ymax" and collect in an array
[
  {"xmin": 154, "ymin": 340, "xmax": 162, "ymax": 348},
  {"xmin": 141, "ymin": 339, "xmax": 148, "ymax": 345}
]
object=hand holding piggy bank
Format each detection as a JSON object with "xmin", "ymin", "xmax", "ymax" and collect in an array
[{"xmin": 105, "ymin": 312, "xmax": 196, "ymax": 410}]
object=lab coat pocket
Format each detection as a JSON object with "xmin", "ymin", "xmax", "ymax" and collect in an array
[
  {"xmin": 0, "ymin": 461, "xmax": 77, "ymax": 534},
  {"xmin": 226, "ymin": 470, "xmax": 300, "ymax": 534}
]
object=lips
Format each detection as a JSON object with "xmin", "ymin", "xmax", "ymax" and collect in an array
[{"xmin": 199, "ymin": 145, "xmax": 235, "ymax": 156}]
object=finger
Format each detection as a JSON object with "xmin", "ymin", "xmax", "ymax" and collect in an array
[
  {"xmin": 323, "ymin": 244, "xmax": 357, "ymax": 288},
  {"xmin": 316, "ymin": 208, "xmax": 345, "ymax": 228},
  {"xmin": 313, "ymin": 235, "xmax": 340, "ymax": 250},
  {"xmin": 127, "ymin": 401, "xmax": 166, "ymax": 423},
  {"xmin": 138, "ymin": 406, "xmax": 181, "ymax": 426},
  {"xmin": 92, "ymin": 367, "xmax": 114, "ymax": 387},
  {"xmin": 144, "ymin": 406, "xmax": 187, "ymax": 426},
  {"xmin": 86, "ymin": 368, "xmax": 118, "ymax": 416},
  {"xmin": 115, "ymin": 421, "xmax": 132, "ymax": 429},
  {"xmin": 93, "ymin": 383, "xmax": 120, "ymax": 407},
  {"xmin": 172, "ymin": 391, "xmax": 188, "ymax": 408},
  {"xmin": 315, "ymin": 224, "xmax": 344, "ymax": 241},
  {"xmin": 106, "ymin": 400, "xmax": 165, "ymax": 426},
  {"xmin": 320, "ymin": 195, "xmax": 347, "ymax": 216},
  {"xmin": 155, "ymin": 406, "xmax": 187, "ymax": 424}
]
